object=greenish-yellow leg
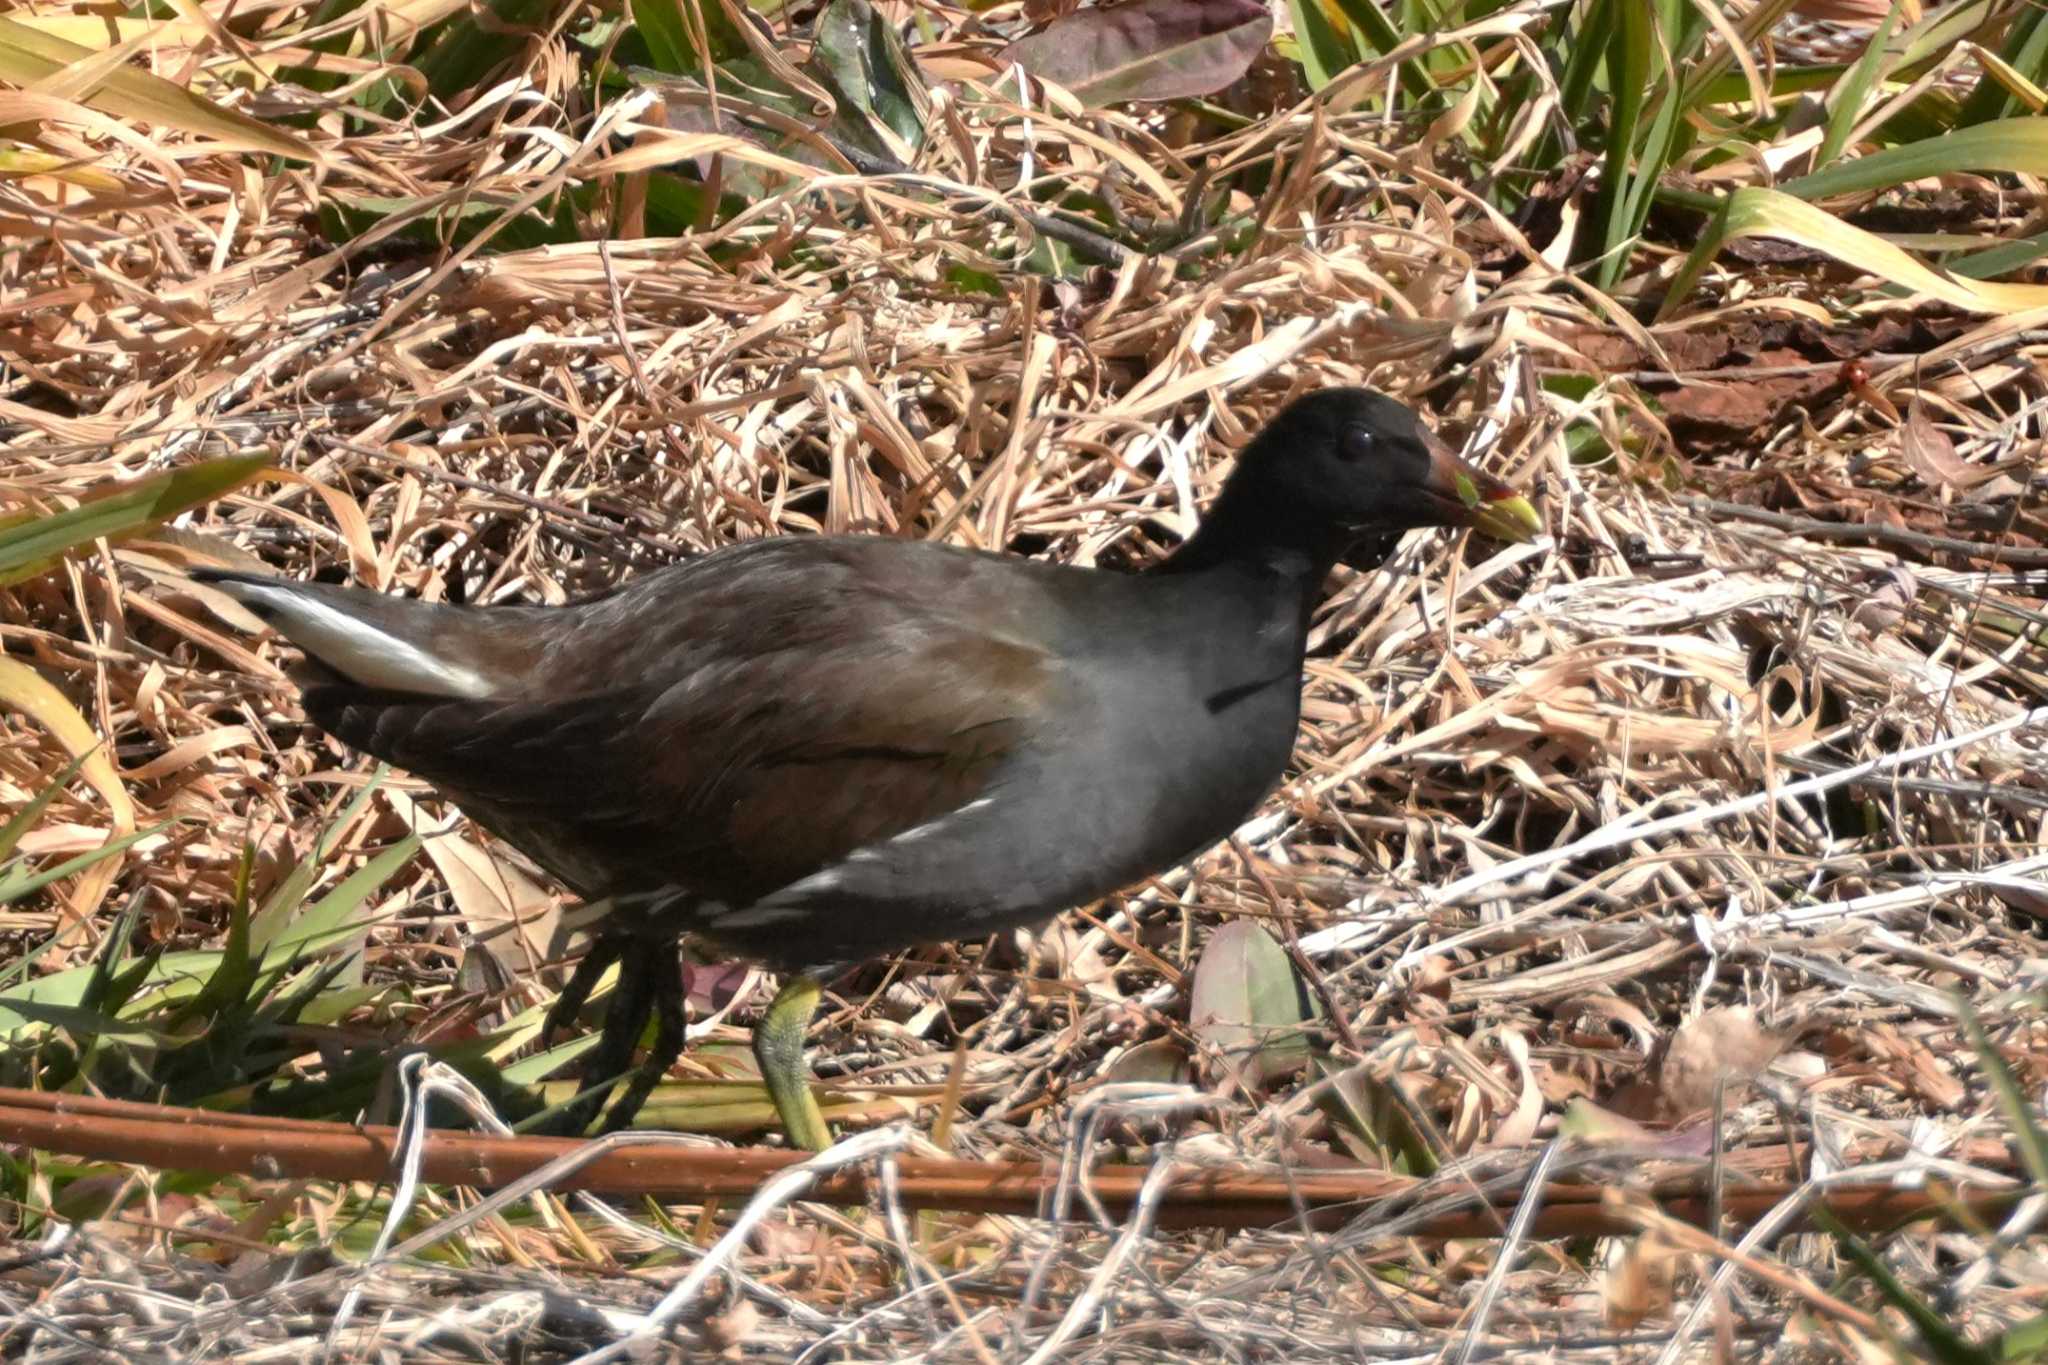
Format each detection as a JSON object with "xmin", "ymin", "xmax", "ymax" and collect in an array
[{"xmin": 753, "ymin": 973, "xmax": 831, "ymax": 1152}]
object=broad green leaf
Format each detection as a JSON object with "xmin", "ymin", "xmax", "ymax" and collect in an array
[
  {"xmin": 1188, "ymin": 920, "xmax": 1319, "ymax": 1086},
  {"xmin": 0, "ymin": 454, "xmax": 272, "ymax": 587},
  {"xmin": 2002, "ymin": 1312, "xmax": 2048, "ymax": 1362},
  {"xmin": 1660, "ymin": 187, "xmax": 2048, "ymax": 320},
  {"xmin": 1315, "ymin": 1056, "xmax": 1437, "ymax": 1174},
  {"xmin": 1001, "ymin": 0, "xmax": 1273, "ymax": 109},
  {"xmin": 1105, "ymin": 1038, "xmax": 1190, "ymax": 1086},
  {"xmin": 1783, "ymin": 115, "xmax": 2048, "ymax": 200},
  {"xmin": 1286, "ymin": 0, "xmax": 1362, "ymax": 90},
  {"xmin": 632, "ymin": 0, "xmax": 751, "ymax": 77},
  {"xmin": 810, "ymin": 0, "xmax": 926, "ymax": 153},
  {"xmin": 0, "ymin": 16, "xmax": 320, "ymax": 162}
]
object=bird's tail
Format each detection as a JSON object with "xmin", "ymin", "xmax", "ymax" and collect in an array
[{"xmin": 191, "ymin": 569, "xmax": 502, "ymax": 699}]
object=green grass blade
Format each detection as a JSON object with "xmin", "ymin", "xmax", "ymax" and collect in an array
[
  {"xmin": 1813, "ymin": 1204, "xmax": 1996, "ymax": 1365},
  {"xmin": 1947, "ymin": 229, "xmax": 2048, "ymax": 280},
  {"xmin": 1784, "ymin": 116, "xmax": 2048, "ymax": 200},
  {"xmin": 0, "ymin": 825, "xmax": 168, "ymax": 908},
  {"xmin": 0, "ymin": 455, "xmax": 272, "ymax": 587},
  {"xmin": 251, "ymin": 765, "xmax": 388, "ymax": 950},
  {"xmin": 1957, "ymin": 0, "xmax": 2048, "ymax": 127},
  {"xmin": 1660, "ymin": 186, "xmax": 2048, "ymax": 320},
  {"xmin": 1815, "ymin": 0, "xmax": 1909, "ymax": 168},
  {"xmin": 264, "ymin": 833, "xmax": 421, "ymax": 967},
  {"xmin": 1957, "ymin": 994, "xmax": 2048, "ymax": 1189},
  {"xmin": 0, "ymin": 750, "xmax": 92, "ymax": 864},
  {"xmin": 1285, "ymin": 0, "xmax": 1364, "ymax": 90},
  {"xmin": 1327, "ymin": 0, "xmax": 1438, "ymax": 101},
  {"xmin": 1554, "ymin": 0, "xmax": 1612, "ymax": 124},
  {"xmin": 1588, "ymin": 0, "xmax": 1653, "ymax": 286}
]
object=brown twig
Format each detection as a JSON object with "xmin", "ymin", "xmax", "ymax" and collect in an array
[{"xmin": 0, "ymin": 1088, "xmax": 2019, "ymax": 1238}]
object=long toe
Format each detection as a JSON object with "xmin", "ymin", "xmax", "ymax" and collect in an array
[
  {"xmin": 555, "ymin": 949, "xmax": 658, "ymax": 1136},
  {"xmin": 600, "ymin": 949, "xmax": 687, "ymax": 1133},
  {"xmin": 540, "ymin": 936, "xmax": 624, "ymax": 1052}
]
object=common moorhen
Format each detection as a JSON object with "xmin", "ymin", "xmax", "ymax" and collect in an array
[{"xmin": 194, "ymin": 388, "xmax": 1539, "ymax": 1148}]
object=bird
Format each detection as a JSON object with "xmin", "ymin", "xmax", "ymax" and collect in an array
[{"xmin": 192, "ymin": 388, "xmax": 1540, "ymax": 1149}]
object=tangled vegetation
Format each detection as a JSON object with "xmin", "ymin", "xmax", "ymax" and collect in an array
[{"xmin": 3, "ymin": 0, "xmax": 2047, "ymax": 1357}]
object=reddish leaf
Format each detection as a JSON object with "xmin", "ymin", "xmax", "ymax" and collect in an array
[{"xmin": 1001, "ymin": 0, "xmax": 1274, "ymax": 108}]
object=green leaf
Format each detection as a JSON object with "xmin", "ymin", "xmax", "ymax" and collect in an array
[
  {"xmin": 810, "ymin": 0, "xmax": 926, "ymax": 153},
  {"xmin": 1325, "ymin": 0, "xmax": 1438, "ymax": 101},
  {"xmin": 260, "ymin": 834, "xmax": 420, "ymax": 969},
  {"xmin": 249, "ymin": 766, "xmax": 388, "ymax": 950},
  {"xmin": 1815, "ymin": 0, "xmax": 1909, "ymax": 169},
  {"xmin": 1814, "ymin": 1204, "xmax": 1995, "ymax": 1365},
  {"xmin": 0, "ymin": 455, "xmax": 272, "ymax": 587},
  {"xmin": 169, "ymin": 884, "xmax": 258, "ymax": 1034},
  {"xmin": 1783, "ymin": 116, "xmax": 2048, "ymax": 201},
  {"xmin": 1587, "ymin": 0, "xmax": 1654, "ymax": 288},
  {"xmin": 1002, "ymin": 0, "xmax": 1274, "ymax": 108},
  {"xmin": 0, "ymin": 825, "xmax": 167, "ymax": 909},
  {"xmin": 1105, "ymin": 1038, "xmax": 1191, "ymax": 1086},
  {"xmin": 1188, "ymin": 920, "xmax": 1319, "ymax": 1086},
  {"xmin": 2001, "ymin": 1312, "xmax": 2048, "ymax": 1362},
  {"xmin": 0, "ymin": 949, "xmax": 221, "ymax": 1021},
  {"xmin": 1948, "ymin": 229, "xmax": 2048, "ymax": 281},
  {"xmin": 0, "ymin": 16, "xmax": 320, "ymax": 163},
  {"xmin": 1658, "ymin": 186, "xmax": 2048, "ymax": 321},
  {"xmin": 1286, "ymin": 0, "xmax": 1362, "ymax": 90},
  {"xmin": 0, "ymin": 751, "xmax": 91, "ymax": 865},
  {"xmin": 632, "ymin": 0, "xmax": 750, "ymax": 77},
  {"xmin": 1957, "ymin": 0, "xmax": 2048, "ymax": 127},
  {"xmin": 1957, "ymin": 995, "xmax": 2048, "ymax": 1190},
  {"xmin": 0, "ymin": 997, "xmax": 171, "ymax": 1050},
  {"xmin": 1315, "ymin": 1056, "xmax": 1438, "ymax": 1174}
]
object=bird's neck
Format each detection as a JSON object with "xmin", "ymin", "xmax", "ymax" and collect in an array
[{"xmin": 1157, "ymin": 480, "xmax": 1348, "ymax": 587}]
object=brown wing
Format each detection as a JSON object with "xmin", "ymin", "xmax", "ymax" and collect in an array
[{"xmin": 306, "ymin": 622, "xmax": 1057, "ymax": 907}]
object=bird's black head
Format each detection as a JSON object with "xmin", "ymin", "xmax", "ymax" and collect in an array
[{"xmin": 1167, "ymin": 387, "xmax": 1541, "ymax": 575}]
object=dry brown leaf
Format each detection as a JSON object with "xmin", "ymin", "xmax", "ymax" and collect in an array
[
  {"xmin": 1656, "ymin": 1007, "xmax": 1785, "ymax": 1118},
  {"xmin": 384, "ymin": 789, "xmax": 564, "ymax": 992},
  {"xmin": 1899, "ymin": 400, "xmax": 2023, "ymax": 499}
]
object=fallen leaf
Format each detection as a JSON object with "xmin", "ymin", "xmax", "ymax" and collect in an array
[
  {"xmin": 1001, "ymin": 0, "xmax": 1273, "ymax": 108},
  {"xmin": 1189, "ymin": 920, "xmax": 1318, "ymax": 1087},
  {"xmin": 1656, "ymin": 1006, "xmax": 1784, "ymax": 1117},
  {"xmin": 1899, "ymin": 399, "xmax": 2023, "ymax": 499}
]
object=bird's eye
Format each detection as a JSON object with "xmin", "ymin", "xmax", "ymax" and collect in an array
[{"xmin": 1340, "ymin": 424, "xmax": 1378, "ymax": 461}]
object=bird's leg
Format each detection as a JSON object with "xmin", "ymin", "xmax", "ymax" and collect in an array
[
  {"xmin": 559, "ymin": 948, "xmax": 657, "ymax": 1136},
  {"xmin": 753, "ymin": 973, "xmax": 831, "ymax": 1152},
  {"xmin": 540, "ymin": 935, "xmax": 624, "ymax": 1052},
  {"xmin": 600, "ymin": 947, "xmax": 686, "ymax": 1133}
]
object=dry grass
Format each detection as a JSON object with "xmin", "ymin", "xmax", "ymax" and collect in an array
[{"xmin": 3, "ymin": 4, "xmax": 2048, "ymax": 1358}]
